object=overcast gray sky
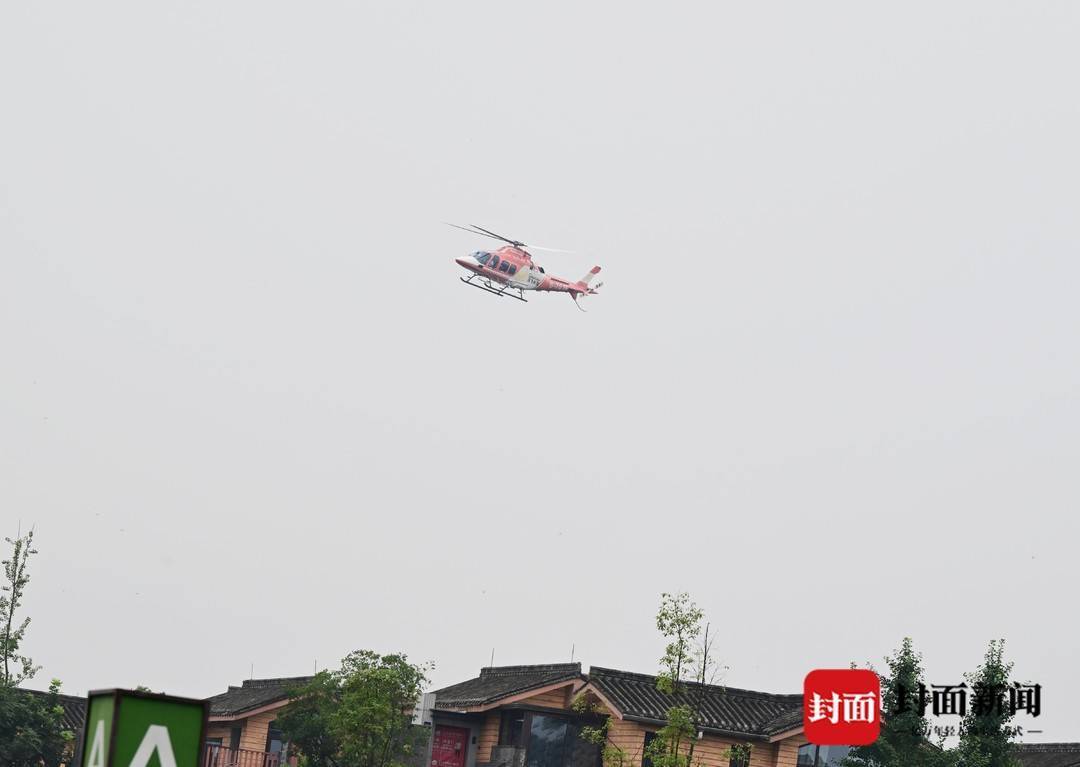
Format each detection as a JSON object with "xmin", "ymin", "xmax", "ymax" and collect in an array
[{"xmin": 2, "ymin": 0, "xmax": 1078, "ymax": 744}]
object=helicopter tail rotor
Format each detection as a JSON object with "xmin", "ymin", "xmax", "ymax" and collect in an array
[{"xmin": 577, "ymin": 265, "xmax": 602, "ymax": 289}]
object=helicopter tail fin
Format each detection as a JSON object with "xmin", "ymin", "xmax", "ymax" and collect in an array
[{"xmin": 578, "ymin": 266, "xmax": 601, "ymax": 288}]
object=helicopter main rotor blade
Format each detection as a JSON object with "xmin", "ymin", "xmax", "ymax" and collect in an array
[
  {"xmin": 446, "ymin": 222, "xmax": 575, "ymax": 253},
  {"xmin": 468, "ymin": 224, "xmax": 524, "ymax": 247},
  {"xmin": 445, "ymin": 222, "xmax": 506, "ymax": 242},
  {"xmin": 445, "ymin": 222, "xmax": 523, "ymax": 247},
  {"xmin": 526, "ymin": 245, "xmax": 576, "ymax": 254}
]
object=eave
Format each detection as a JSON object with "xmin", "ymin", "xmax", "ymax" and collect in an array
[
  {"xmin": 436, "ymin": 678, "xmax": 586, "ymax": 713},
  {"xmin": 209, "ymin": 698, "xmax": 292, "ymax": 722}
]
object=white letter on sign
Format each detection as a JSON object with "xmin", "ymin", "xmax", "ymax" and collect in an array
[
  {"xmin": 87, "ymin": 720, "xmax": 107, "ymax": 767},
  {"xmin": 129, "ymin": 725, "xmax": 178, "ymax": 767}
]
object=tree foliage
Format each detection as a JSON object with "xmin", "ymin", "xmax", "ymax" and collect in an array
[
  {"xmin": 579, "ymin": 593, "xmax": 745, "ymax": 767},
  {"xmin": 652, "ymin": 593, "xmax": 740, "ymax": 767},
  {"xmin": 574, "ymin": 698, "xmax": 639, "ymax": 767},
  {"xmin": 843, "ymin": 638, "xmax": 954, "ymax": 767},
  {"xmin": 956, "ymin": 641, "xmax": 1018, "ymax": 767},
  {"xmin": 0, "ymin": 678, "xmax": 74, "ymax": 767},
  {"xmin": 278, "ymin": 650, "xmax": 432, "ymax": 767},
  {"xmin": 655, "ymin": 592, "xmax": 703, "ymax": 695},
  {"xmin": 0, "ymin": 531, "xmax": 73, "ymax": 767},
  {"xmin": 1, "ymin": 529, "xmax": 40, "ymax": 688}
]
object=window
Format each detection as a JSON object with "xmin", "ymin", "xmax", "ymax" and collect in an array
[
  {"xmin": 641, "ymin": 732, "xmax": 657, "ymax": 767},
  {"xmin": 728, "ymin": 746, "xmax": 750, "ymax": 767},
  {"xmin": 498, "ymin": 711, "xmax": 601, "ymax": 767},
  {"xmin": 265, "ymin": 721, "xmax": 287, "ymax": 764},
  {"xmin": 796, "ymin": 745, "xmax": 851, "ymax": 766},
  {"xmin": 527, "ymin": 714, "xmax": 568, "ymax": 767},
  {"xmin": 529, "ymin": 715, "xmax": 599, "ymax": 767},
  {"xmin": 563, "ymin": 721, "xmax": 600, "ymax": 767},
  {"xmin": 508, "ymin": 264, "xmax": 517, "ymax": 275},
  {"xmin": 476, "ymin": 252, "xmax": 491, "ymax": 265},
  {"xmin": 499, "ymin": 261, "xmax": 510, "ymax": 273},
  {"xmin": 500, "ymin": 711, "xmax": 526, "ymax": 747},
  {"xmin": 490, "ymin": 256, "xmax": 500, "ymax": 270},
  {"xmin": 229, "ymin": 728, "xmax": 242, "ymax": 753},
  {"xmin": 819, "ymin": 746, "xmax": 850, "ymax": 765}
]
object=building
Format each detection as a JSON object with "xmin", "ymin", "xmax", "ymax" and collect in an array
[
  {"xmin": 426, "ymin": 663, "xmax": 844, "ymax": 767},
  {"xmin": 1013, "ymin": 743, "xmax": 1080, "ymax": 767},
  {"xmin": 204, "ymin": 676, "xmax": 314, "ymax": 767},
  {"xmin": 25, "ymin": 671, "xmax": 1078, "ymax": 767}
]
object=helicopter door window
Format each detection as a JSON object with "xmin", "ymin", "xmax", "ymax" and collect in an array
[
  {"xmin": 508, "ymin": 264, "xmax": 517, "ymax": 275},
  {"xmin": 499, "ymin": 261, "xmax": 510, "ymax": 273},
  {"xmin": 490, "ymin": 256, "xmax": 499, "ymax": 270}
]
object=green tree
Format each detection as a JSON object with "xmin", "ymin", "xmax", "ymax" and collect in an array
[
  {"xmin": 955, "ymin": 640, "xmax": 1018, "ymax": 767},
  {"xmin": 842, "ymin": 638, "xmax": 954, "ymax": 767},
  {"xmin": 0, "ymin": 678, "xmax": 74, "ymax": 767},
  {"xmin": 648, "ymin": 593, "xmax": 703, "ymax": 767},
  {"xmin": 0, "ymin": 531, "xmax": 73, "ymax": 767},
  {"xmin": 1, "ymin": 529, "xmax": 40, "ymax": 687},
  {"xmin": 278, "ymin": 650, "xmax": 432, "ymax": 767},
  {"xmin": 654, "ymin": 592, "xmax": 703, "ymax": 696},
  {"xmin": 578, "ymin": 594, "xmax": 744, "ymax": 767}
]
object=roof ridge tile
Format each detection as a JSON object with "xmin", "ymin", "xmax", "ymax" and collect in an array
[
  {"xmin": 479, "ymin": 663, "xmax": 581, "ymax": 678},
  {"xmin": 241, "ymin": 676, "xmax": 315, "ymax": 689},
  {"xmin": 587, "ymin": 666, "xmax": 799, "ymax": 701}
]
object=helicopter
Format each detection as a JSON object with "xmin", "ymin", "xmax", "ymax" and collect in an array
[{"xmin": 448, "ymin": 223, "xmax": 602, "ymax": 311}]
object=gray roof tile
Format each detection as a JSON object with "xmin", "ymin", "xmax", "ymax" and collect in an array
[
  {"xmin": 1013, "ymin": 743, "xmax": 1080, "ymax": 767},
  {"xmin": 586, "ymin": 667, "xmax": 802, "ymax": 739},
  {"xmin": 207, "ymin": 676, "xmax": 314, "ymax": 717},
  {"xmin": 433, "ymin": 664, "xmax": 582, "ymax": 709}
]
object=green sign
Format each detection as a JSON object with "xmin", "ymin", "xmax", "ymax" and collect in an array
[{"xmin": 81, "ymin": 690, "xmax": 208, "ymax": 767}]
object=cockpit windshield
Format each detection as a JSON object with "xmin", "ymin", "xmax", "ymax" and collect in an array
[{"xmin": 472, "ymin": 251, "xmax": 491, "ymax": 265}]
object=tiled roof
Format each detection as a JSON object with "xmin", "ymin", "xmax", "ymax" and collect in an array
[
  {"xmin": 586, "ymin": 667, "xmax": 802, "ymax": 740},
  {"xmin": 433, "ymin": 664, "xmax": 583, "ymax": 709},
  {"xmin": 20, "ymin": 688, "xmax": 87, "ymax": 733},
  {"xmin": 208, "ymin": 676, "xmax": 314, "ymax": 717},
  {"xmin": 1013, "ymin": 743, "xmax": 1080, "ymax": 767},
  {"xmin": 759, "ymin": 706, "xmax": 804, "ymax": 736}
]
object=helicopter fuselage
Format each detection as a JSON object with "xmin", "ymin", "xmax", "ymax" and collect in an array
[{"xmin": 454, "ymin": 245, "xmax": 581, "ymax": 294}]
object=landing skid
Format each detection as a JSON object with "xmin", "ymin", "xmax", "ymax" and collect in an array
[{"xmin": 460, "ymin": 274, "xmax": 527, "ymax": 302}]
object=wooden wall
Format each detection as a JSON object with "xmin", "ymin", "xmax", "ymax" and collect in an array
[
  {"xmin": 606, "ymin": 717, "xmax": 781, "ymax": 767},
  {"xmin": 239, "ymin": 711, "xmax": 277, "ymax": 751},
  {"xmin": 585, "ymin": 694, "xmax": 803, "ymax": 767},
  {"xmin": 470, "ymin": 686, "xmax": 805, "ymax": 767},
  {"xmin": 205, "ymin": 710, "xmax": 279, "ymax": 754},
  {"xmin": 206, "ymin": 724, "xmax": 233, "ymax": 743},
  {"xmin": 518, "ymin": 688, "xmax": 569, "ymax": 709},
  {"xmin": 475, "ymin": 713, "xmax": 501, "ymax": 764}
]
